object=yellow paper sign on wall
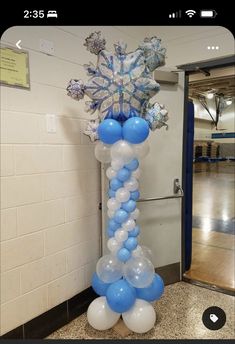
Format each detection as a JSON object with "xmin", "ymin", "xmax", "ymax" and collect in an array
[{"xmin": 0, "ymin": 46, "xmax": 30, "ymax": 89}]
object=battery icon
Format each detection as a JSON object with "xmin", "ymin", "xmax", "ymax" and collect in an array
[{"xmin": 200, "ymin": 10, "xmax": 217, "ymax": 18}]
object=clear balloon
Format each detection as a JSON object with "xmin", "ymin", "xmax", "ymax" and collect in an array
[
  {"xmin": 87, "ymin": 296, "xmax": 120, "ymax": 330},
  {"xmin": 122, "ymin": 218, "xmax": 136, "ymax": 231},
  {"xmin": 132, "ymin": 168, "xmax": 141, "ymax": 179},
  {"xmin": 124, "ymin": 177, "xmax": 139, "ymax": 192},
  {"xmin": 141, "ymin": 245, "xmax": 154, "ymax": 262},
  {"xmin": 130, "ymin": 208, "xmax": 140, "ymax": 220},
  {"xmin": 96, "ymin": 255, "xmax": 123, "ymax": 283},
  {"xmin": 106, "ymin": 167, "xmax": 117, "ymax": 179},
  {"xmin": 122, "ymin": 299, "xmax": 156, "ymax": 333},
  {"xmin": 107, "ymin": 238, "xmax": 122, "ymax": 254},
  {"xmin": 95, "ymin": 142, "xmax": 111, "ymax": 163},
  {"xmin": 111, "ymin": 140, "xmax": 135, "ymax": 164},
  {"xmin": 115, "ymin": 187, "xmax": 130, "ymax": 203},
  {"xmin": 107, "ymin": 198, "xmax": 121, "ymax": 211},
  {"xmin": 115, "ymin": 229, "xmax": 128, "ymax": 243},
  {"xmin": 123, "ymin": 256, "xmax": 155, "ymax": 288},
  {"xmin": 133, "ymin": 141, "xmax": 150, "ymax": 160},
  {"xmin": 131, "ymin": 244, "xmax": 143, "ymax": 256}
]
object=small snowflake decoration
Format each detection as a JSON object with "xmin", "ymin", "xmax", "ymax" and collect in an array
[{"xmin": 84, "ymin": 119, "xmax": 100, "ymax": 142}]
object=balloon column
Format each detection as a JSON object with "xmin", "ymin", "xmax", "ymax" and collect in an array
[{"xmin": 67, "ymin": 32, "xmax": 169, "ymax": 334}]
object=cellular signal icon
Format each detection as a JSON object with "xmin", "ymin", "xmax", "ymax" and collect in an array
[
  {"xmin": 185, "ymin": 9, "xmax": 196, "ymax": 18},
  {"xmin": 169, "ymin": 11, "xmax": 182, "ymax": 18}
]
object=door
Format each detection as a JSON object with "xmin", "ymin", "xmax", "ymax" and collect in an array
[{"xmin": 102, "ymin": 70, "xmax": 185, "ymax": 281}]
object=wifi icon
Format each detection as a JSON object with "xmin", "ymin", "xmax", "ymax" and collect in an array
[{"xmin": 185, "ymin": 9, "xmax": 196, "ymax": 17}]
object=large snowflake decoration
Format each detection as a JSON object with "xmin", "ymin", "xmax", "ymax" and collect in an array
[{"xmin": 67, "ymin": 31, "xmax": 168, "ymax": 140}]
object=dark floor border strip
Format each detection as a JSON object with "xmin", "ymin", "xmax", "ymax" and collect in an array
[
  {"xmin": 183, "ymin": 275, "xmax": 235, "ymax": 297},
  {"xmin": 1, "ymin": 263, "xmax": 180, "ymax": 340},
  {"xmin": 0, "ymin": 287, "xmax": 97, "ymax": 340},
  {"xmin": 156, "ymin": 262, "xmax": 181, "ymax": 285}
]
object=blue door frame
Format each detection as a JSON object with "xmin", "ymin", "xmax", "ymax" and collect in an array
[{"xmin": 183, "ymin": 100, "xmax": 194, "ymax": 271}]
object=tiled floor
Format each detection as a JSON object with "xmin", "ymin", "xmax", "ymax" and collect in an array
[
  {"xmin": 185, "ymin": 161, "xmax": 235, "ymax": 291},
  {"xmin": 47, "ymin": 282, "xmax": 235, "ymax": 340}
]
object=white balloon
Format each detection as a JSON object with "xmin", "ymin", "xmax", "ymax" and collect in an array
[
  {"xmin": 114, "ymin": 229, "xmax": 128, "ymax": 243},
  {"xmin": 96, "ymin": 254, "xmax": 123, "ymax": 283},
  {"xmin": 87, "ymin": 296, "xmax": 120, "ymax": 330},
  {"xmin": 130, "ymin": 208, "xmax": 140, "ymax": 220},
  {"xmin": 124, "ymin": 177, "xmax": 139, "ymax": 192},
  {"xmin": 122, "ymin": 299, "xmax": 156, "ymax": 333},
  {"xmin": 106, "ymin": 167, "xmax": 117, "ymax": 179},
  {"xmin": 95, "ymin": 142, "xmax": 111, "ymax": 163},
  {"xmin": 132, "ymin": 168, "xmax": 141, "ymax": 179},
  {"xmin": 133, "ymin": 141, "xmax": 150, "ymax": 160},
  {"xmin": 111, "ymin": 140, "xmax": 135, "ymax": 164},
  {"xmin": 111, "ymin": 159, "xmax": 124, "ymax": 171},
  {"xmin": 107, "ymin": 209, "xmax": 115, "ymax": 218},
  {"xmin": 107, "ymin": 198, "xmax": 121, "ymax": 211},
  {"xmin": 123, "ymin": 256, "xmax": 155, "ymax": 288},
  {"xmin": 107, "ymin": 238, "xmax": 122, "ymax": 253},
  {"xmin": 122, "ymin": 218, "xmax": 136, "ymax": 231},
  {"xmin": 115, "ymin": 188, "xmax": 130, "ymax": 203}
]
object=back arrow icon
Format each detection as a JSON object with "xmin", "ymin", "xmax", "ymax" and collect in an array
[{"xmin": 16, "ymin": 40, "xmax": 22, "ymax": 49}]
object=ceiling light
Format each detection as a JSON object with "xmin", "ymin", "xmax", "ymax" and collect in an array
[
  {"xmin": 207, "ymin": 93, "xmax": 214, "ymax": 99},
  {"xmin": 226, "ymin": 100, "xmax": 232, "ymax": 106}
]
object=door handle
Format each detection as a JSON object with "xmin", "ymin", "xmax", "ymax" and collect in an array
[{"xmin": 138, "ymin": 178, "xmax": 184, "ymax": 203}]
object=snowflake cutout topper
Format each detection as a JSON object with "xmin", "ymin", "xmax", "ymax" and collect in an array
[{"xmin": 67, "ymin": 31, "xmax": 167, "ymax": 123}]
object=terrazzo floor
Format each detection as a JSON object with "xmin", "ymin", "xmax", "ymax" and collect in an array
[{"xmin": 47, "ymin": 282, "xmax": 235, "ymax": 340}]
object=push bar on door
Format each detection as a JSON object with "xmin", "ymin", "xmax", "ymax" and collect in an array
[{"xmin": 137, "ymin": 178, "xmax": 184, "ymax": 203}]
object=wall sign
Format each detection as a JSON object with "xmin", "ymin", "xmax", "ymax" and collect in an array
[{"xmin": 0, "ymin": 46, "xmax": 30, "ymax": 89}]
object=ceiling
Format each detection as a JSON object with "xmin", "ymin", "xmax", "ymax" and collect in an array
[{"xmin": 189, "ymin": 74, "xmax": 235, "ymax": 99}]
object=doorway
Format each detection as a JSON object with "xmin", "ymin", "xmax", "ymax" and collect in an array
[{"xmin": 180, "ymin": 57, "xmax": 235, "ymax": 294}]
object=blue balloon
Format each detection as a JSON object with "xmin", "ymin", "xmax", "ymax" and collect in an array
[
  {"xmin": 122, "ymin": 200, "xmax": 136, "ymax": 213},
  {"xmin": 117, "ymin": 247, "xmax": 131, "ymax": 262},
  {"xmin": 123, "ymin": 117, "xmax": 149, "ymax": 144},
  {"xmin": 108, "ymin": 219, "xmax": 120, "ymax": 231},
  {"xmin": 114, "ymin": 209, "xmax": 129, "ymax": 224},
  {"xmin": 91, "ymin": 272, "xmax": 111, "ymax": 296},
  {"xmin": 98, "ymin": 119, "xmax": 122, "ymax": 144},
  {"xmin": 125, "ymin": 159, "xmax": 139, "ymax": 171},
  {"xmin": 117, "ymin": 168, "xmax": 131, "ymax": 182},
  {"xmin": 107, "ymin": 228, "xmax": 115, "ymax": 238},
  {"xmin": 130, "ymin": 190, "xmax": 140, "ymax": 201},
  {"xmin": 108, "ymin": 188, "xmax": 116, "ymax": 198},
  {"xmin": 135, "ymin": 273, "xmax": 164, "ymax": 302},
  {"xmin": 124, "ymin": 237, "xmax": 138, "ymax": 251},
  {"xmin": 128, "ymin": 226, "xmax": 140, "ymax": 237},
  {"xmin": 110, "ymin": 178, "xmax": 123, "ymax": 191},
  {"xmin": 106, "ymin": 279, "xmax": 136, "ymax": 313}
]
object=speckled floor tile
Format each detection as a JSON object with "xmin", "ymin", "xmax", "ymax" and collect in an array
[{"xmin": 47, "ymin": 282, "xmax": 235, "ymax": 340}]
